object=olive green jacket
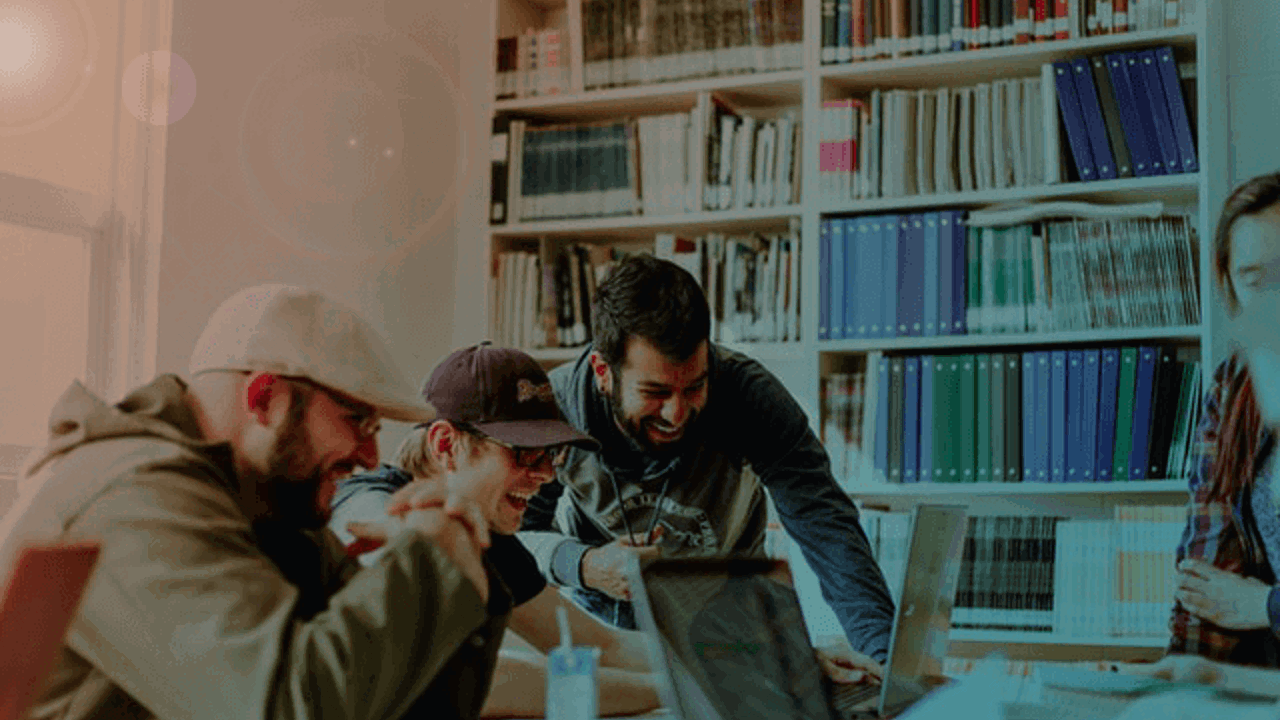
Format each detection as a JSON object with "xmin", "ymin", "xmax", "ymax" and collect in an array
[{"xmin": 0, "ymin": 375, "xmax": 509, "ymax": 720}]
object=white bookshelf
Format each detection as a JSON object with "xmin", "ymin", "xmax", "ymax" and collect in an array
[{"xmin": 479, "ymin": 0, "xmax": 1227, "ymax": 659}]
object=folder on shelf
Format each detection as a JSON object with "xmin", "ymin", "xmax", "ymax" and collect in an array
[
  {"xmin": 875, "ymin": 354, "xmax": 892, "ymax": 482},
  {"xmin": 976, "ymin": 354, "xmax": 993, "ymax": 483},
  {"xmin": 923, "ymin": 213, "xmax": 941, "ymax": 337},
  {"xmin": 1155, "ymin": 45, "xmax": 1199, "ymax": 174},
  {"xmin": 1023, "ymin": 352, "xmax": 1038, "ymax": 482},
  {"xmin": 950, "ymin": 210, "xmax": 968, "ymax": 335},
  {"xmin": 830, "ymin": 217, "xmax": 847, "ymax": 340},
  {"xmin": 1089, "ymin": 55, "xmax": 1134, "ymax": 178},
  {"xmin": 919, "ymin": 354, "xmax": 935, "ymax": 485},
  {"xmin": 1080, "ymin": 349, "xmax": 1101, "ymax": 482},
  {"xmin": 958, "ymin": 354, "xmax": 978, "ymax": 482},
  {"xmin": 1128, "ymin": 345, "xmax": 1158, "ymax": 481},
  {"xmin": 1119, "ymin": 52, "xmax": 1170, "ymax": 175},
  {"xmin": 1134, "ymin": 49, "xmax": 1183, "ymax": 176},
  {"xmin": 882, "ymin": 216, "xmax": 902, "ymax": 339},
  {"xmin": 1050, "ymin": 61, "xmax": 1097, "ymax": 183},
  {"xmin": 819, "ymin": 219, "xmax": 831, "ymax": 340},
  {"xmin": 1104, "ymin": 52, "xmax": 1159, "ymax": 177},
  {"xmin": 1065, "ymin": 350, "xmax": 1084, "ymax": 482},
  {"xmin": 937, "ymin": 211, "xmax": 955, "ymax": 335},
  {"xmin": 1049, "ymin": 350, "xmax": 1068, "ymax": 483},
  {"xmin": 1112, "ymin": 346, "xmax": 1140, "ymax": 481},
  {"xmin": 1004, "ymin": 353, "xmax": 1022, "ymax": 483},
  {"xmin": 904, "ymin": 356, "xmax": 922, "ymax": 483},
  {"xmin": 840, "ymin": 217, "xmax": 858, "ymax": 339},
  {"xmin": 901, "ymin": 214, "xmax": 926, "ymax": 337},
  {"xmin": 1146, "ymin": 346, "xmax": 1185, "ymax": 479},
  {"xmin": 990, "ymin": 351, "xmax": 1006, "ymax": 484},
  {"xmin": 1040, "ymin": 63, "xmax": 1063, "ymax": 184},
  {"xmin": 1069, "ymin": 57, "xmax": 1118, "ymax": 180},
  {"xmin": 888, "ymin": 356, "xmax": 905, "ymax": 483},
  {"xmin": 933, "ymin": 356, "xmax": 953, "ymax": 482}
]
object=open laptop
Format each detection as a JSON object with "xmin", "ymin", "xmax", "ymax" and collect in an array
[
  {"xmin": 0, "ymin": 542, "xmax": 101, "ymax": 720},
  {"xmin": 628, "ymin": 504, "xmax": 968, "ymax": 720}
]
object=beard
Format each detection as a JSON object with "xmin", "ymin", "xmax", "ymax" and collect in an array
[
  {"xmin": 610, "ymin": 374, "xmax": 700, "ymax": 458},
  {"xmin": 259, "ymin": 396, "xmax": 332, "ymax": 530}
]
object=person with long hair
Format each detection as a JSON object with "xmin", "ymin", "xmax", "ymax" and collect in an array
[{"xmin": 1169, "ymin": 172, "xmax": 1280, "ymax": 666}]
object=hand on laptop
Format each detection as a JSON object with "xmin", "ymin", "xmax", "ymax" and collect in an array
[
  {"xmin": 583, "ymin": 527, "xmax": 665, "ymax": 601},
  {"xmin": 1114, "ymin": 655, "xmax": 1225, "ymax": 685},
  {"xmin": 815, "ymin": 641, "xmax": 884, "ymax": 684}
]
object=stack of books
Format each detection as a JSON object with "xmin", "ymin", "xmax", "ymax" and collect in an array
[
  {"xmin": 824, "ymin": 344, "xmax": 1204, "ymax": 486},
  {"xmin": 818, "ymin": 213, "xmax": 1200, "ymax": 341},
  {"xmin": 822, "ymin": 0, "xmax": 1194, "ymax": 64}
]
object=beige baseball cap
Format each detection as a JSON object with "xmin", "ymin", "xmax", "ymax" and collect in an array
[{"xmin": 188, "ymin": 284, "xmax": 435, "ymax": 423}]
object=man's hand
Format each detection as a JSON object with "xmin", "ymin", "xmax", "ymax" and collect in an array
[
  {"xmin": 581, "ymin": 527, "xmax": 664, "ymax": 601},
  {"xmin": 815, "ymin": 640, "xmax": 883, "ymax": 684},
  {"xmin": 1175, "ymin": 559, "xmax": 1273, "ymax": 630},
  {"xmin": 1115, "ymin": 655, "xmax": 1225, "ymax": 685},
  {"xmin": 348, "ymin": 508, "xmax": 490, "ymax": 603},
  {"xmin": 386, "ymin": 477, "xmax": 491, "ymax": 549}
]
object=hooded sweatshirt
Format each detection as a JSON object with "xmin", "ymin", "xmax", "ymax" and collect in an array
[
  {"xmin": 0, "ymin": 375, "xmax": 507, "ymax": 720},
  {"xmin": 517, "ymin": 345, "xmax": 895, "ymax": 661}
]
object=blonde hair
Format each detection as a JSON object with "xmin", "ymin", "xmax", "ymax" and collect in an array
[{"xmin": 393, "ymin": 421, "xmax": 483, "ymax": 478}]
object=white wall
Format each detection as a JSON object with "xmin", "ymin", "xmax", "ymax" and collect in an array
[{"xmin": 157, "ymin": 0, "xmax": 493, "ymax": 455}]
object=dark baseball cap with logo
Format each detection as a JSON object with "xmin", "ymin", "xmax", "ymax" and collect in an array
[{"xmin": 422, "ymin": 342, "xmax": 600, "ymax": 450}]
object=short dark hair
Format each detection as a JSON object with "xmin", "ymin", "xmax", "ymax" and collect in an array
[
  {"xmin": 1214, "ymin": 172, "xmax": 1280, "ymax": 315},
  {"xmin": 591, "ymin": 254, "xmax": 711, "ymax": 367}
]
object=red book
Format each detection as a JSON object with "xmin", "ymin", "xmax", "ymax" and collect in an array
[
  {"xmin": 1015, "ymin": 0, "xmax": 1031, "ymax": 42},
  {"xmin": 1054, "ymin": 0, "xmax": 1069, "ymax": 38},
  {"xmin": 1034, "ymin": 0, "xmax": 1050, "ymax": 40},
  {"xmin": 852, "ymin": 0, "xmax": 867, "ymax": 59},
  {"xmin": 969, "ymin": 0, "xmax": 981, "ymax": 49},
  {"xmin": 1113, "ymin": 0, "xmax": 1129, "ymax": 32}
]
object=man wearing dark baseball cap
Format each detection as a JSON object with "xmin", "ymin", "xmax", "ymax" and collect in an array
[
  {"xmin": 0, "ymin": 284, "xmax": 504, "ymax": 720},
  {"xmin": 332, "ymin": 342, "xmax": 662, "ymax": 718}
]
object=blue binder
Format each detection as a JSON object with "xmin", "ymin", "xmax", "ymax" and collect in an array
[
  {"xmin": 844, "ymin": 217, "xmax": 860, "ymax": 338},
  {"xmin": 818, "ymin": 219, "xmax": 831, "ymax": 339},
  {"xmin": 1052, "ymin": 61, "xmax": 1097, "ymax": 182},
  {"xmin": 1035, "ymin": 351, "xmax": 1052, "ymax": 482},
  {"xmin": 882, "ymin": 215, "xmax": 901, "ymax": 339},
  {"xmin": 1123, "ymin": 52, "xmax": 1172, "ymax": 175},
  {"xmin": 1069, "ymin": 58, "xmax": 1118, "ymax": 180},
  {"xmin": 1155, "ymin": 46, "xmax": 1198, "ymax": 174},
  {"xmin": 1136, "ymin": 49, "xmax": 1183, "ymax": 175},
  {"xmin": 951, "ymin": 211, "xmax": 968, "ymax": 334},
  {"xmin": 904, "ymin": 356, "xmax": 921, "ymax": 483},
  {"xmin": 1096, "ymin": 348, "xmax": 1120, "ymax": 482},
  {"xmin": 865, "ymin": 216, "xmax": 885, "ymax": 338},
  {"xmin": 829, "ymin": 217, "xmax": 846, "ymax": 340},
  {"xmin": 923, "ymin": 213, "xmax": 941, "ymax": 337},
  {"xmin": 901, "ymin": 214, "xmax": 926, "ymax": 337},
  {"xmin": 919, "ymin": 354, "xmax": 935, "ymax": 483},
  {"xmin": 938, "ymin": 211, "xmax": 955, "ymax": 335},
  {"xmin": 1129, "ymin": 345, "xmax": 1159, "ymax": 481},
  {"xmin": 1050, "ymin": 350, "xmax": 1067, "ymax": 483},
  {"xmin": 875, "ymin": 354, "xmax": 891, "ymax": 481},
  {"xmin": 1104, "ymin": 52, "xmax": 1160, "ymax": 177},
  {"xmin": 1066, "ymin": 350, "xmax": 1084, "ymax": 482},
  {"xmin": 1022, "ymin": 352, "xmax": 1037, "ymax": 482},
  {"xmin": 1080, "ymin": 349, "xmax": 1101, "ymax": 482}
]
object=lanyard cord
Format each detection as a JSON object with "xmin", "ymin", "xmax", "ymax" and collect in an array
[{"xmin": 606, "ymin": 470, "xmax": 673, "ymax": 547}]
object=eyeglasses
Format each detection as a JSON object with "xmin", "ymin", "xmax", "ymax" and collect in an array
[
  {"xmin": 283, "ymin": 376, "xmax": 382, "ymax": 441},
  {"xmin": 456, "ymin": 424, "xmax": 570, "ymax": 469}
]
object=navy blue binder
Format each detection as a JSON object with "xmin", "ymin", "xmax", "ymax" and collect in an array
[
  {"xmin": 1128, "ymin": 346, "xmax": 1159, "ymax": 481},
  {"xmin": 1052, "ymin": 61, "xmax": 1097, "ymax": 182},
  {"xmin": 1095, "ymin": 347, "xmax": 1120, "ymax": 482},
  {"xmin": 1050, "ymin": 350, "xmax": 1067, "ymax": 483},
  {"xmin": 1155, "ymin": 46, "xmax": 1198, "ymax": 174},
  {"xmin": 1070, "ymin": 58, "xmax": 1118, "ymax": 180},
  {"xmin": 819, "ymin": 219, "xmax": 831, "ymax": 339},
  {"xmin": 1104, "ymin": 52, "xmax": 1160, "ymax": 177},
  {"xmin": 904, "ymin": 356, "xmax": 922, "ymax": 483}
]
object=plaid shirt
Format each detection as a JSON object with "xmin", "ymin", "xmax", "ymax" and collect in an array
[{"xmin": 1168, "ymin": 354, "xmax": 1280, "ymax": 666}]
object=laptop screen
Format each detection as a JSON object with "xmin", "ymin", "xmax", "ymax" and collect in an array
[{"xmin": 635, "ymin": 558, "xmax": 838, "ymax": 720}]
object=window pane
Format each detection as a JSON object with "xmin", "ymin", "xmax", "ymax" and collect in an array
[{"xmin": 0, "ymin": 224, "xmax": 90, "ymax": 450}]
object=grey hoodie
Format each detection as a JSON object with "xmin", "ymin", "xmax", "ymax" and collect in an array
[
  {"xmin": 518, "ymin": 345, "xmax": 895, "ymax": 660},
  {"xmin": 0, "ymin": 375, "xmax": 506, "ymax": 720}
]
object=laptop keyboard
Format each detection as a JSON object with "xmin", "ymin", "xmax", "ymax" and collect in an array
[{"xmin": 831, "ymin": 682, "xmax": 880, "ymax": 710}]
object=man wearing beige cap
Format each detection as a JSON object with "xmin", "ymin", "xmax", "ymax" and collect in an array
[{"xmin": 0, "ymin": 284, "xmax": 500, "ymax": 720}]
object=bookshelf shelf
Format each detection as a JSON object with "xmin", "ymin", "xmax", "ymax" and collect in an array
[
  {"xmin": 822, "ymin": 28, "xmax": 1198, "ymax": 91},
  {"xmin": 949, "ymin": 630, "xmax": 1169, "ymax": 647},
  {"xmin": 819, "ymin": 325, "xmax": 1204, "ymax": 353},
  {"xmin": 848, "ymin": 479, "xmax": 1188, "ymax": 498},
  {"xmin": 492, "ymin": 205, "xmax": 803, "ymax": 240},
  {"xmin": 820, "ymin": 173, "xmax": 1201, "ymax": 216},
  {"xmin": 494, "ymin": 70, "xmax": 805, "ymax": 120}
]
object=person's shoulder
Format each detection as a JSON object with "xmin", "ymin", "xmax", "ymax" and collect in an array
[{"xmin": 336, "ymin": 463, "xmax": 411, "ymax": 494}]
